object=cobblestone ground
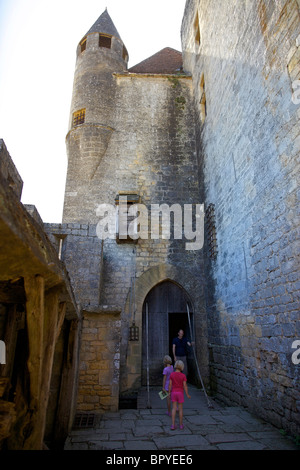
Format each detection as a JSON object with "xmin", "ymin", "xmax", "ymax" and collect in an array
[{"xmin": 65, "ymin": 386, "xmax": 299, "ymax": 451}]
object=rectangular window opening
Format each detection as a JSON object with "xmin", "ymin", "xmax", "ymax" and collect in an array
[
  {"xmin": 194, "ymin": 12, "xmax": 201, "ymax": 46},
  {"xmin": 122, "ymin": 46, "xmax": 128, "ymax": 61},
  {"xmin": 99, "ymin": 34, "xmax": 112, "ymax": 49},
  {"xmin": 72, "ymin": 109, "xmax": 86, "ymax": 127},
  {"xmin": 205, "ymin": 204, "xmax": 217, "ymax": 259},
  {"xmin": 80, "ymin": 38, "xmax": 87, "ymax": 53},
  {"xmin": 115, "ymin": 192, "xmax": 141, "ymax": 243},
  {"xmin": 199, "ymin": 74, "xmax": 206, "ymax": 123}
]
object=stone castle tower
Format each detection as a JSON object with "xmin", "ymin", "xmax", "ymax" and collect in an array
[
  {"xmin": 50, "ymin": 7, "xmax": 208, "ymax": 410},
  {"xmin": 45, "ymin": 1, "xmax": 300, "ymax": 436},
  {"xmin": 64, "ymin": 9, "xmax": 129, "ymax": 220}
]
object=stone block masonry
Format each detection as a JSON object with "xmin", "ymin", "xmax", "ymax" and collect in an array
[
  {"xmin": 61, "ymin": 54, "xmax": 208, "ymax": 402},
  {"xmin": 76, "ymin": 311, "xmax": 121, "ymax": 413},
  {"xmin": 45, "ymin": 223, "xmax": 103, "ymax": 309},
  {"xmin": 45, "ymin": 3, "xmax": 299, "ymax": 435},
  {"xmin": 182, "ymin": 0, "xmax": 300, "ymax": 436},
  {"xmin": 45, "ymin": 223, "xmax": 121, "ymax": 413},
  {"xmin": 0, "ymin": 139, "xmax": 23, "ymax": 200}
]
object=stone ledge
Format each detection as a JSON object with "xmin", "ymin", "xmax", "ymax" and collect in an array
[{"xmin": 82, "ymin": 305, "xmax": 122, "ymax": 316}]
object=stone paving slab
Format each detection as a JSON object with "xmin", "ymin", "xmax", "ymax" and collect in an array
[
  {"xmin": 152, "ymin": 434, "xmax": 210, "ymax": 450},
  {"xmin": 185, "ymin": 414, "xmax": 219, "ymax": 425},
  {"xmin": 205, "ymin": 432, "xmax": 251, "ymax": 444},
  {"xmin": 65, "ymin": 386, "xmax": 299, "ymax": 451},
  {"xmin": 124, "ymin": 441, "xmax": 158, "ymax": 451},
  {"xmin": 217, "ymin": 441, "xmax": 266, "ymax": 450}
]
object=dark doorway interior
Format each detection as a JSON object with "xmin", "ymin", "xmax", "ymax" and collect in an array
[
  {"xmin": 168, "ymin": 312, "xmax": 193, "ymax": 359},
  {"xmin": 168, "ymin": 312, "xmax": 196, "ymax": 384},
  {"xmin": 142, "ymin": 281, "xmax": 196, "ymax": 386}
]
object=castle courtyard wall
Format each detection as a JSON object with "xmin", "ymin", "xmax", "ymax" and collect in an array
[
  {"xmin": 58, "ymin": 71, "xmax": 208, "ymax": 409},
  {"xmin": 182, "ymin": 0, "xmax": 300, "ymax": 435}
]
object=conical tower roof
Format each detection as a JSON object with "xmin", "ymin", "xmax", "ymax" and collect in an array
[{"xmin": 85, "ymin": 8, "xmax": 122, "ymax": 40}]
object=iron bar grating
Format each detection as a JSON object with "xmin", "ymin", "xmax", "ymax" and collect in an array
[{"xmin": 74, "ymin": 413, "xmax": 95, "ymax": 428}]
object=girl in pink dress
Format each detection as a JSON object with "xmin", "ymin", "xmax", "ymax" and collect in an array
[
  {"xmin": 162, "ymin": 355, "xmax": 173, "ymax": 416},
  {"xmin": 168, "ymin": 360, "xmax": 191, "ymax": 430}
]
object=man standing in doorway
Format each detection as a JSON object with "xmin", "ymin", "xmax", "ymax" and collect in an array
[{"xmin": 172, "ymin": 329, "xmax": 191, "ymax": 378}]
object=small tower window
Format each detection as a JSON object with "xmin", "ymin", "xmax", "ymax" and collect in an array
[
  {"xmin": 199, "ymin": 74, "xmax": 206, "ymax": 123},
  {"xmin": 72, "ymin": 109, "xmax": 85, "ymax": 127},
  {"xmin": 122, "ymin": 46, "xmax": 128, "ymax": 62},
  {"xmin": 194, "ymin": 12, "xmax": 201, "ymax": 47},
  {"xmin": 99, "ymin": 34, "xmax": 112, "ymax": 49},
  {"xmin": 80, "ymin": 37, "xmax": 87, "ymax": 53}
]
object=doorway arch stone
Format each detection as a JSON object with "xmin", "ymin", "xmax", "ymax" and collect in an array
[
  {"xmin": 120, "ymin": 263, "xmax": 208, "ymax": 394},
  {"xmin": 141, "ymin": 280, "xmax": 195, "ymax": 386}
]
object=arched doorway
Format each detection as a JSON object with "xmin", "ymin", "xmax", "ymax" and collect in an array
[{"xmin": 141, "ymin": 280, "xmax": 196, "ymax": 386}]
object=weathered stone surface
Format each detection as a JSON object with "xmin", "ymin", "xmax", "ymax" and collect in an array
[
  {"xmin": 0, "ymin": 139, "xmax": 23, "ymax": 199},
  {"xmin": 2, "ymin": 2, "xmax": 300, "ymax": 450},
  {"xmin": 182, "ymin": 0, "xmax": 300, "ymax": 436},
  {"xmin": 153, "ymin": 434, "xmax": 209, "ymax": 449}
]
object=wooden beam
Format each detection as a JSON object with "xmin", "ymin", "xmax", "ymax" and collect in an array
[
  {"xmin": 24, "ymin": 275, "xmax": 44, "ymax": 410},
  {"xmin": 34, "ymin": 288, "xmax": 61, "ymax": 448},
  {"xmin": 53, "ymin": 319, "xmax": 80, "ymax": 448},
  {"xmin": 56, "ymin": 302, "xmax": 66, "ymax": 342},
  {"xmin": 21, "ymin": 275, "xmax": 44, "ymax": 450},
  {"xmin": 22, "ymin": 283, "xmax": 66, "ymax": 449}
]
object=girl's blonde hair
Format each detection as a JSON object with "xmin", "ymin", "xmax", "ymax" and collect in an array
[
  {"xmin": 163, "ymin": 355, "xmax": 172, "ymax": 365},
  {"xmin": 174, "ymin": 360, "xmax": 184, "ymax": 371}
]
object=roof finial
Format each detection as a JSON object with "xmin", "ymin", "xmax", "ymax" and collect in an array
[{"xmin": 85, "ymin": 8, "xmax": 122, "ymax": 41}]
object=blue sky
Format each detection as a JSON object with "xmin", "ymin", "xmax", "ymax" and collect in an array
[{"xmin": 0, "ymin": 0, "xmax": 185, "ymax": 222}]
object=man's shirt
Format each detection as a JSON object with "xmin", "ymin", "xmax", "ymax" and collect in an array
[{"xmin": 172, "ymin": 337, "xmax": 188, "ymax": 356}]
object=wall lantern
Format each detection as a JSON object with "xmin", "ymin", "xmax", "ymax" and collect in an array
[{"xmin": 129, "ymin": 321, "xmax": 139, "ymax": 341}]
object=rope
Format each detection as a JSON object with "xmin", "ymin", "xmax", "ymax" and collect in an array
[{"xmin": 186, "ymin": 303, "xmax": 213, "ymax": 408}]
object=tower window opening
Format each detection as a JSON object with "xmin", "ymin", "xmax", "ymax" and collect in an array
[
  {"xmin": 199, "ymin": 74, "xmax": 206, "ymax": 123},
  {"xmin": 72, "ymin": 109, "xmax": 86, "ymax": 127},
  {"xmin": 194, "ymin": 12, "xmax": 201, "ymax": 46},
  {"xmin": 80, "ymin": 37, "xmax": 87, "ymax": 53},
  {"xmin": 122, "ymin": 46, "xmax": 128, "ymax": 61},
  {"xmin": 99, "ymin": 34, "xmax": 112, "ymax": 49},
  {"xmin": 205, "ymin": 203, "xmax": 217, "ymax": 259}
]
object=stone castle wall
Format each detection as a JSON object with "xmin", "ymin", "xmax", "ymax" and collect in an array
[
  {"xmin": 47, "ymin": 2, "xmax": 299, "ymax": 433},
  {"xmin": 58, "ymin": 68, "xmax": 208, "ymax": 407},
  {"xmin": 182, "ymin": 0, "xmax": 300, "ymax": 434}
]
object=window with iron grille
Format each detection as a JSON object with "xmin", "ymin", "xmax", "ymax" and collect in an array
[
  {"xmin": 99, "ymin": 34, "xmax": 112, "ymax": 49},
  {"xmin": 115, "ymin": 193, "xmax": 141, "ymax": 243},
  {"xmin": 72, "ymin": 109, "xmax": 85, "ymax": 127}
]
